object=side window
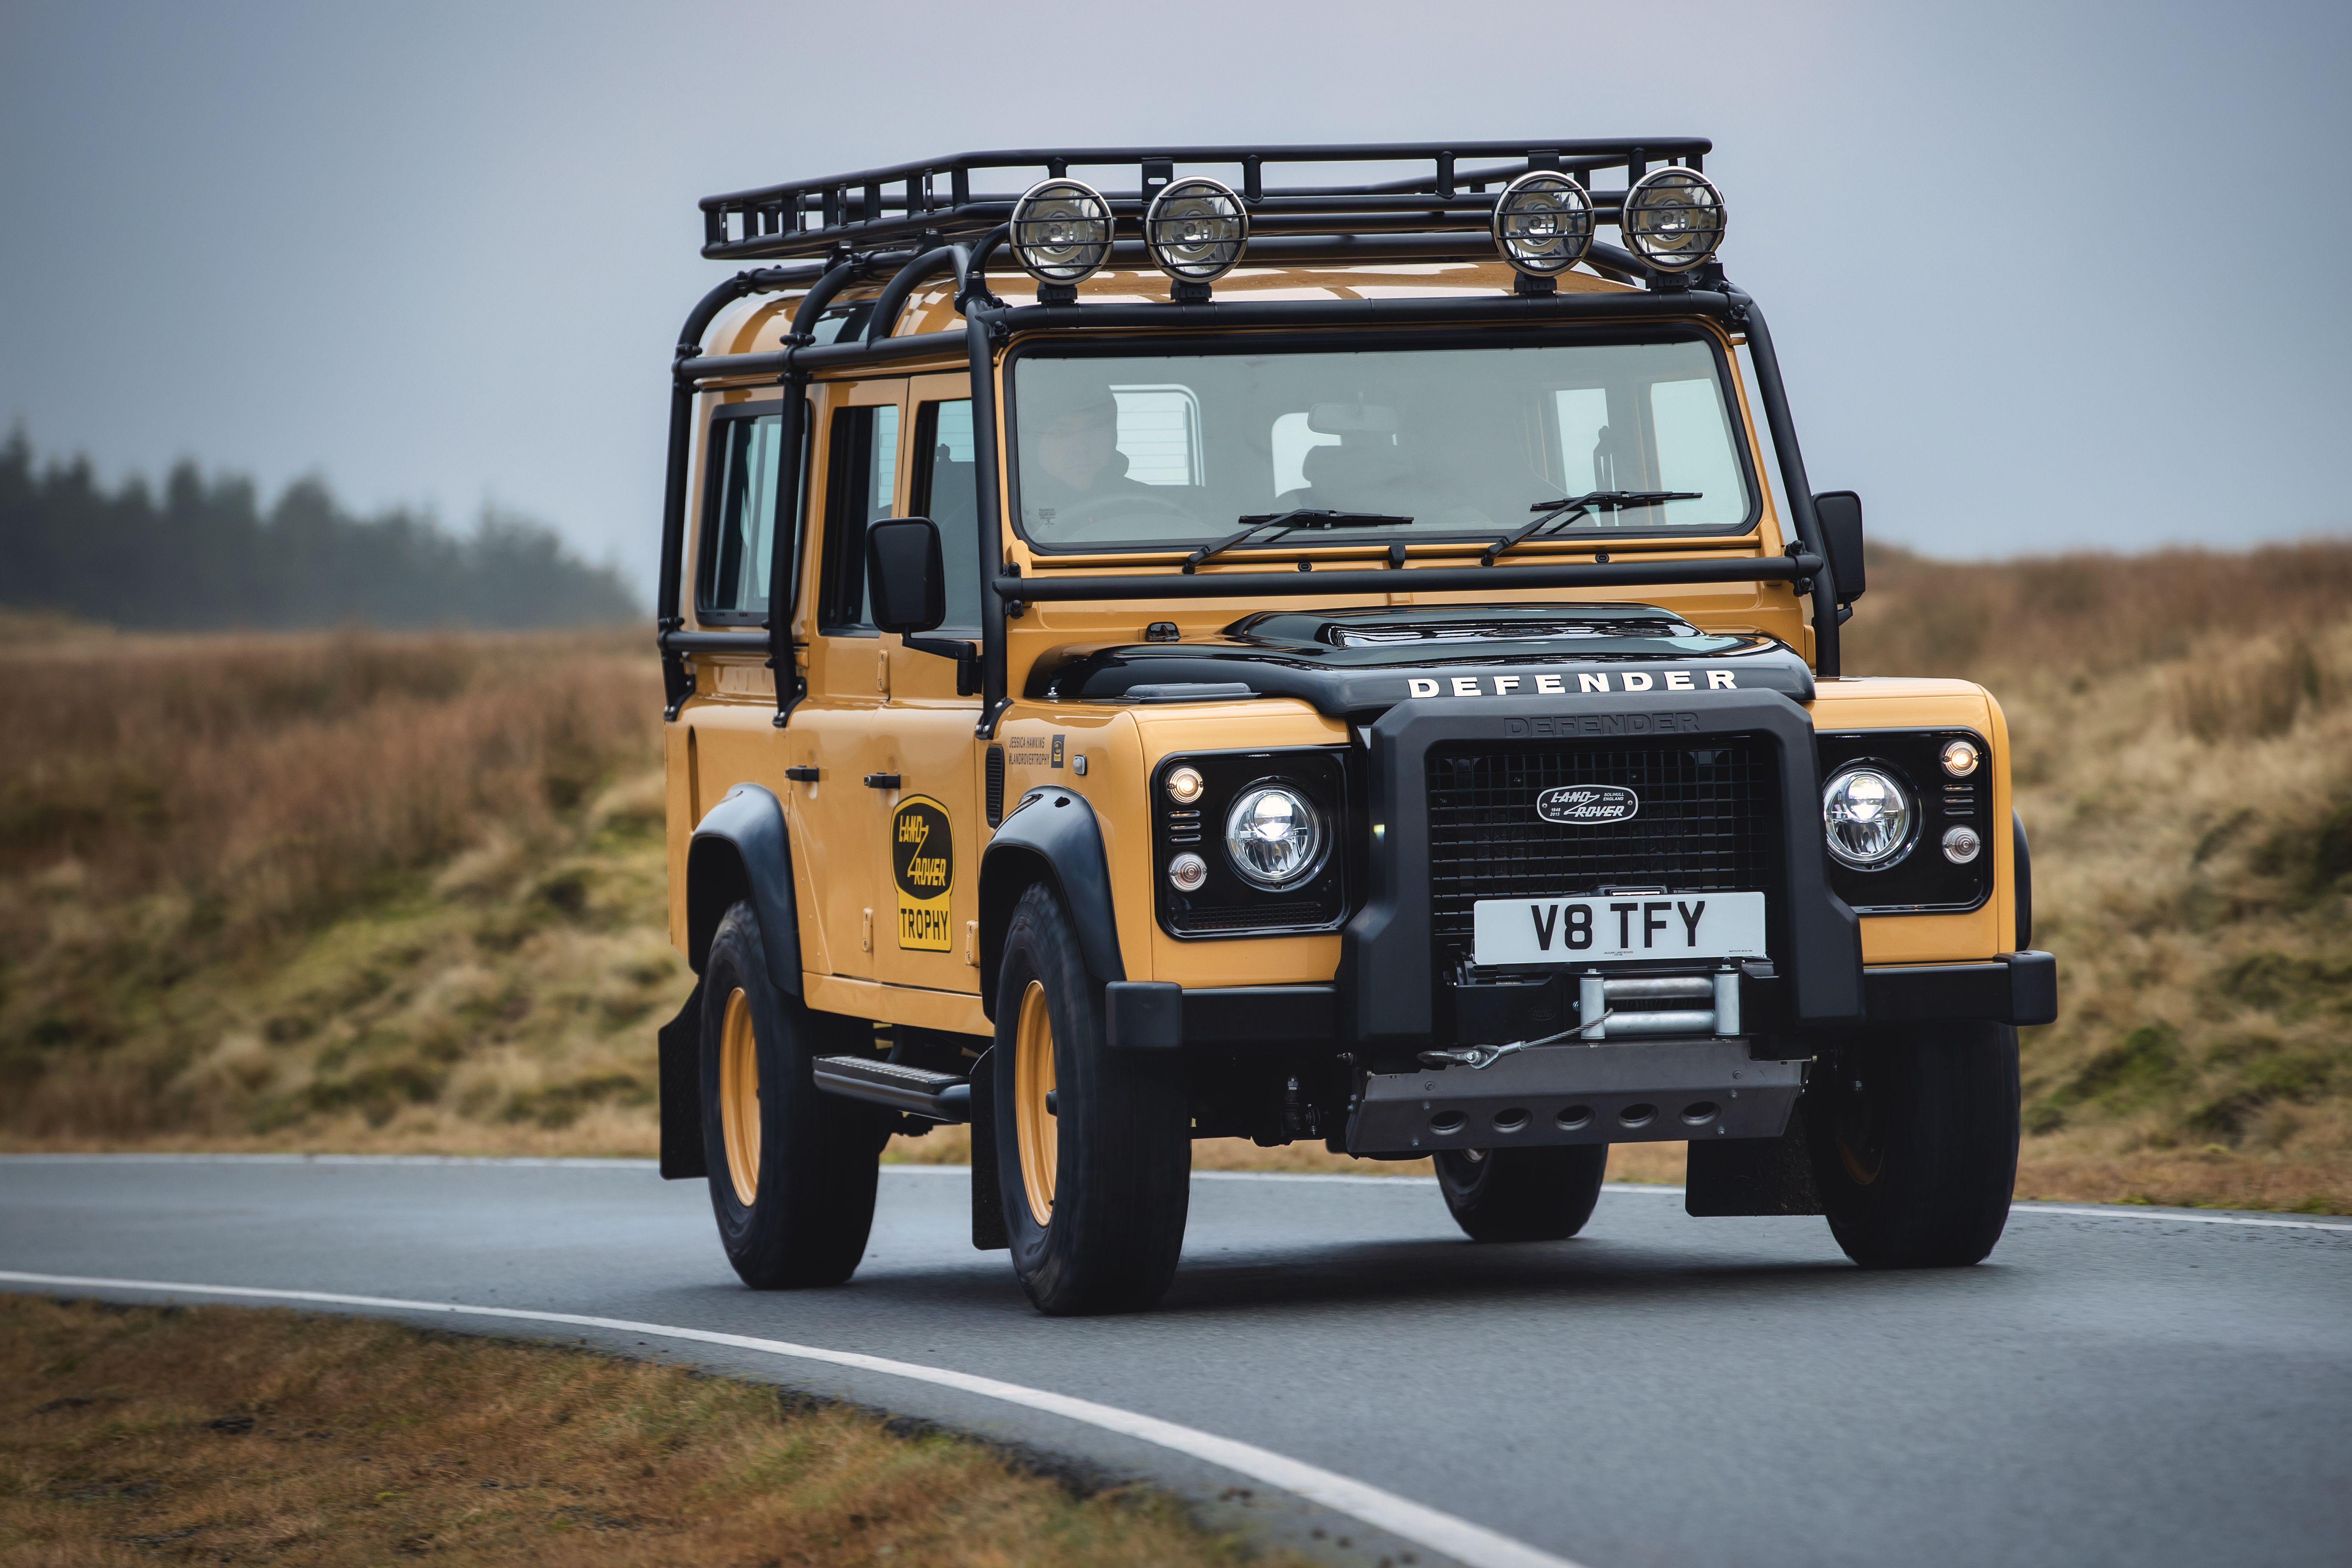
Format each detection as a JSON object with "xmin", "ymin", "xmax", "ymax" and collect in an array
[
  {"xmin": 818, "ymin": 403, "xmax": 901, "ymax": 632},
  {"xmin": 911, "ymin": 400, "xmax": 983, "ymax": 630},
  {"xmin": 697, "ymin": 406, "xmax": 808, "ymax": 622},
  {"xmin": 1109, "ymin": 384, "xmax": 1204, "ymax": 485}
]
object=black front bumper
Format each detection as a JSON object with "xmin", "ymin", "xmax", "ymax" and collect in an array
[{"xmin": 1108, "ymin": 949, "xmax": 2058, "ymax": 1053}]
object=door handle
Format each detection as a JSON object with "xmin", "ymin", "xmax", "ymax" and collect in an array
[{"xmin": 863, "ymin": 772, "xmax": 901, "ymax": 790}]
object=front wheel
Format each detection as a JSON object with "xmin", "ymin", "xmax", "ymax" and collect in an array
[
  {"xmin": 992, "ymin": 883, "xmax": 1190, "ymax": 1315},
  {"xmin": 1436, "ymin": 1145, "xmax": 1608, "ymax": 1242},
  {"xmin": 1805, "ymin": 1021, "xmax": 2021, "ymax": 1268},
  {"xmin": 699, "ymin": 900, "xmax": 884, "ymax": 1289}
]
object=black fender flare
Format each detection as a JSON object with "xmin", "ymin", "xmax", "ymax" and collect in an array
[
  {"xmin": 2013, "ymin": 809, "xmax": 2034, "ymax": 950},
  {"xmin": 977, "ymin": 786, "xmax": 1125, "ymax": 1020},
  {"xmin": 685, "ymin": 782, "xmax": 802, "ymax": 998}
]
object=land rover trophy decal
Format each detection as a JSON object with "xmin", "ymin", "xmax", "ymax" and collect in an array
[
  {"xmin": 891, "ymin": 796, "xmax": 954, "ymax": 950},
  {"xmin": 1535, "ymin": 785, "xmax": 1640, "ymax": 825}
]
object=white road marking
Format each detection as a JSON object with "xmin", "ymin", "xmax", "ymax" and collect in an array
[
  {"xmin": 0, "ymin": 1268, "xmax": 1583, "ymax": 1568},
  {"xmin": 2009, "ymin": 1204, "xmax": 2352, "ymax": 1234}
]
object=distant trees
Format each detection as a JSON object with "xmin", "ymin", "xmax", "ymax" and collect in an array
[{"xmin": 0, "ymin": 429, "xmax": 640, "ymax": 629}]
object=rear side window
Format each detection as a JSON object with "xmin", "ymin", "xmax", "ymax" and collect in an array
[
  {"xmin": 912, "ymin": 400, "xmax": 983, "ymax": 631},
  {"xmin": 819, "ymin": 403, "xmax": 901, "ymax": 632},
  {"xmin": 697, "ymin": 406, "xmax": 806, "ymax": 622}
]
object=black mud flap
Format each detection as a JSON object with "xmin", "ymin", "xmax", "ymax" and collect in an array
[
  {"xmin": 1685, "ymin": 1115, "xmax": 1822, "ymax": 1216},
  {"xmin": 967, "ymin": 1047, "xmax": 1009, "ymax": 1249},
  {"xmin": 658, "ymin": 981, "xmax": 706, "ymax": 1180}
]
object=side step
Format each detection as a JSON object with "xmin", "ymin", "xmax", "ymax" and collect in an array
[{"xmin": 812, "ymin": 1055, "xmax": 971, "ymax": 1122}]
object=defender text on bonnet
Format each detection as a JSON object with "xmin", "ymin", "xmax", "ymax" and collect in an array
[{"xmin": 652, "ymin": 141, "xmax": 2055, "ymax": 1314}]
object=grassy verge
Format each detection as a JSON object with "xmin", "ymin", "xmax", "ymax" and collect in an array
[
  {"xmin": 0, "ymin": 1295, "xmax": 1290, "ymax": 1567},
  {"xmin": 0, "ymin": 627, "xmax": 686, "ymax": 1153},
  {"xmin": 3, "ymin": 545, "xmax": 2348, "ymax": 1212}
]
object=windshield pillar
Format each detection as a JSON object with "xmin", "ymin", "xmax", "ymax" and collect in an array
[
  {"xmin": 1729, "ymin": 291, "xmax": 1841, "ymax": 677},
  {"xmin": 967, "ymin": 304, "xmax": 1011, "ymax": 734}
]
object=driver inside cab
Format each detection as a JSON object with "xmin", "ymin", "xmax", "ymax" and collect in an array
[{"xmin": 1017, "ymin": 380, "xmax": 1178, "ymax": 542}]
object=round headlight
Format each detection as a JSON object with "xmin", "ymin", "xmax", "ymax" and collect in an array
[
  {"xmin": 1822, "ymin": 766, "xmax": 1914, "ymax": 870},
  {"xmin": 1942, "ymin": 824, "xmax": 1983, "ymax": 864},
  {"xmin": 1224, "ymin": 784, "xmax": 1325, "ymax": 889},
  {"xmin": 1491, "ymin": 170, "xmax": 1594, "ymax": 276},
  {"xmin": 1940, "ymin": 739, "xmax": 1981, "ymax": 777},
  {"xmin": 1009, "ymin": 178, "xmax": 1113, "ymax": 285},
  {"xmin": 1144, "ymin": 176, "xmax": 1247, "ymax": 282},
  {"xmin": 1165, "ymin": 765, "xmax": 1205, "ymax": 805},
  {"xmin": 1621, "ymin": 166, "xmax": 1727, "ymax": 273}
]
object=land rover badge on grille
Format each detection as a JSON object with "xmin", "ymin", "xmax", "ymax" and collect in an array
[{"xmin": 1535, "ymin": 785, "xmax": 1640, "ymax": 824}]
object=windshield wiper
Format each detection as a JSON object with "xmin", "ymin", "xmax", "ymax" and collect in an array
[
  {"xmin": 1480, "ymin": 490, "xmax": 1701, "ymax": 565},
  {"xmin": 1183, "ymin": 509, "xmax": 1414, "ymax": 572}
]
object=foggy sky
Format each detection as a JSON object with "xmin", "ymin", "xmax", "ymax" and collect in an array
[{"xmin": 3, "ymin": 0, "xmax": 2346, "ymax": 594}]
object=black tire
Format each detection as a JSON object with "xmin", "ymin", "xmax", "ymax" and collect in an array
[
  {"xmin": 699, "ymin": 899, "xmax": 884, "ymax": 1289},
  {"xmin": 992, "ymin": 882, "xmax": 1190, "ymax": 1315},
  {"xmin": 1804, "ymin": 1021, "xmax": 2021, "ymax": 1268},
  {"xmin": 1435, "ymin": 1144, "xmax": 1609, "ymax": 1242}
]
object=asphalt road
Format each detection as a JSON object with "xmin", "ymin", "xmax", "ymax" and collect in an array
[{"xmin": 4, "ymin": 1156, "xmax": 2349, "ymax": 1568}]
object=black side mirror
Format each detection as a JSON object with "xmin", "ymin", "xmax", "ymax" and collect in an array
[
  {"xmin": 864, "ymin": 516, "xmax": 980, "ymax": 695},
  {"xmin": 1811, "ymin": 490, "xmax": 1866, "ymax": 603},
  {"xmin": 866, "ymin": 517, "xmax": 945, "ymax": 635}
]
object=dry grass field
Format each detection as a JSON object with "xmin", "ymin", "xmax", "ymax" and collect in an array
[
  {"xmin": 2, "ymin": 541, "xmax": 2348, "ymax": 1210},
  {"xmin": 0, "ymin": 1294, "xmax": 1291, "ymax": 1566}
]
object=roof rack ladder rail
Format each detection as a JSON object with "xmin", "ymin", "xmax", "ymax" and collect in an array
[
  {"xmin": 864, "ymin": 243, "xmax": 974, "ymax": 350},
  {"xmin": 657, "ymin": 264, "xmax": 821, "ymax": 720},
  {"xmin": 764, "ymin": 260, "xmax": 862, "ymax": 728},
  {"xmin": 1727, "ymin": 287, "xmax": 1840, "ymax": 676},
  {"xmin": 964, "ymin": 244, "xmax": 1011, "ymax": 738}
]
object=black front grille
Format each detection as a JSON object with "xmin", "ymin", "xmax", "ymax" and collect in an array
[{"xmin": 1426, "ymin": 740, "xmax": 1775, "ymax": 965}]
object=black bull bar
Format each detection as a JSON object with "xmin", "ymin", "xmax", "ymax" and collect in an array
[{"xmin": 1336, "ymin": 689, "xmax": 1864, "ymax": 1055}]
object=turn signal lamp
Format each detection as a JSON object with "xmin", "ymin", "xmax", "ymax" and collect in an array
[
  {"xmin": 1144, "ymin": 177, "xmax": 1248, "ymax": 282},
  {"xmin": 1621, "ymin": 166, "xmax": 1727, "ymax": 272},
  {"xmin": 1165, "ymin": 766, "xmax": 1205, "ymax": 804},
  {"xmin": 1010, "ymin": 178, "xmax": 1114, "ymax": 285},
  {"xmin": 1491, "ymin": 171, "xmax": 1595, "ymax": 276},
  {"xmin": 1940, "ymin": 739, "xmax": 1981, "ymax": 777}
]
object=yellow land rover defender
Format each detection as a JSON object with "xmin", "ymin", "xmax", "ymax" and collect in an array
[{"xmin": 653, "ymin": 141, "xmax": 2056, "ymax": 1315}]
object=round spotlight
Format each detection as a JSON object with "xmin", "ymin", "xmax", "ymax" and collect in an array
[
  {"xmin": 1940, "ymin": 739, "xmax": 1981, "ymax": 777},
  {"xmin": 1167, "ymin": 852, "xmax": 1209, "ymax": 892},
  {"xmin": 1942, "ymin": 825, "xmax": 1984, "ymax": 864},
  {"xmin": 1164, "ymin": 765, "xmax": 1205, "ymax": 805},
  {"xmin": 1621, "ymin": 166, "xmax": 1727, "ymax": 273},
  {"xmin": 1144, "ymin": 177, "xmax": 1248, "ymax": 283},
  {"xmin": 1822, "ymin": 766, "xmax": 1915, "ymax": 871},
  {"xmin": 1009, "ymin": 178, "xmax": 1113, "ymax": 285},
  {"xmin": 1491, "ymin": 170, "xmax": 1594, "ymax": 276}
]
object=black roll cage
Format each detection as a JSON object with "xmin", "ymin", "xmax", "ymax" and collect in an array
[{"xmin": 653, "ymin": 140, "xmax": 1839, "ymax": 733}]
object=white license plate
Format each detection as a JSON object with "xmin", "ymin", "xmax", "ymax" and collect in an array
[{"xmin": 1472, "ymin": 891, "xmax": 1767, "ymax": 967}]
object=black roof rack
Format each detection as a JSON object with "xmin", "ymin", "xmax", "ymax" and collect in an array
[{"xmin": 700, "ymin": 138, "xmax": 1709, "ymax": 262}]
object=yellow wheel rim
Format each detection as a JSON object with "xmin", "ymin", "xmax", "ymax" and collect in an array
[
  {"xmin": 719, "ymin": 986, "xmax": 761, "ymax": 1206},
  {"xmin": 1014, "ymin": 979, "xmax": 1058, "ymax": 1227}
]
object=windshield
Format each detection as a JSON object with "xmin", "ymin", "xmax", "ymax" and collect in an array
[{"xmin": 1008, "ymin": 336, "xmax": 1755, "ymax": 552}]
